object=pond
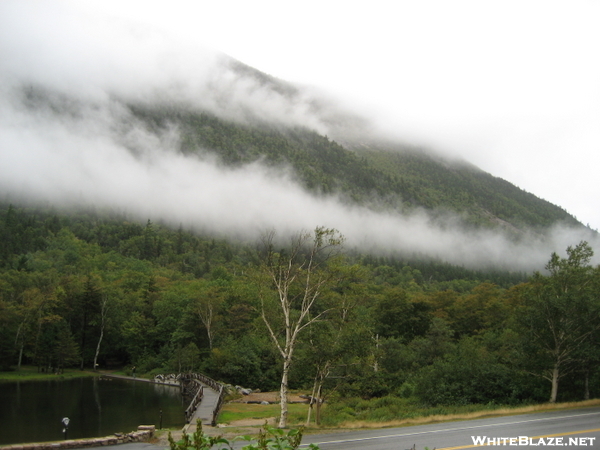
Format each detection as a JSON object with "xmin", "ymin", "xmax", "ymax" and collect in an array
[{"xmin": 1, "ymin": 377, "xmax": 186, "ymax": 445}]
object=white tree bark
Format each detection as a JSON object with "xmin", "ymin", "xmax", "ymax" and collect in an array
[
  {"xmin": 258, "ymin": 227, "xmax": 344, "ymax": 428},
  {"xmin": 93, "ymin": 295, "xmax": 108, "ymax": 371}
]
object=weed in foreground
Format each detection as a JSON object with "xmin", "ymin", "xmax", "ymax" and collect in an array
[{"xmin": 168, "ymin": 419, "xmax": 320, "ymax": 450}]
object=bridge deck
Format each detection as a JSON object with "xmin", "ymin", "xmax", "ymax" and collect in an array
[{"xmin": 184, "ymin": 382, "xmax": 221, "ymax": 431}]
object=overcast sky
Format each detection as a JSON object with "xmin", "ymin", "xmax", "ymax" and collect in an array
[
  {"xmin": 66, "ymin": 0, "xmax": 600, "ymax": 229},
  {"xmin": 1, "ymin": 0, "xmax": 599, "ymax": 270}
]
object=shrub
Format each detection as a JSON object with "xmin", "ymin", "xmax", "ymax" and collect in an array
[{"xmin": 167, "ymin": 420, "xmax": 319, "ymax": 450}]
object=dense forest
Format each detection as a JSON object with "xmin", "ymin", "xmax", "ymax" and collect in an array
[
  {"xmin": 2, "ymin": 202, "xmax": 599, "ymax": 422},
  {"xmin": 3, "ymin": 83, "xmax": 599, "ymax": 426},
  {"xmin": 129, "ymin": 101, "xmax": 579, "ymax": 231}
]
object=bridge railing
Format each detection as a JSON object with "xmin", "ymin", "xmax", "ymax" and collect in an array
[
  {"xmin": 157, "ymin": 372, "xmax": 225, "ymax": 426},
  {"xmin": 211, "ymin": 384, "xmax": 226, "ymax": 426},
  {"xmin": 181, "ymin": 372, "xmax": 221, "ymax": 392},
  {"xmin": 184, "ymin": 380, "xmax": 204, "ymax": 423},
  {"xmin": 182, "ymin": 373, "xmax": 226, "ymax": 426}
]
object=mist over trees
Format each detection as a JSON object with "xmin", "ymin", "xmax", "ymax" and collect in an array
[
  {"xmin": 2, "ymin": 203, "xmax": 599, "ymax": 420},
  {"xmin": 2, "ymin": 93, "xmax": 599, "ymax": 421},
  {"xmin": 3, "ymin": 2, "xmax": 600, "ymax": 428},
  {"xmin": 3, "ymin": 83, "xmax": 599, "ymax": 272}
]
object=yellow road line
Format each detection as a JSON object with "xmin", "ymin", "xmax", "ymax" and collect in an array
[{"xmin": 439, "ymin": 428, "xmax": 600, "ymax": 449}]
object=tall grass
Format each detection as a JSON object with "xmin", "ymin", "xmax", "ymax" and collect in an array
[{"xmin": 318, "ymin": 396, "xmax": 600, "ymax": 428}]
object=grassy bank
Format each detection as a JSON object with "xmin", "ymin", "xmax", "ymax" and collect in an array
[
  {"xmin": 319, "ymin": 396, "xmax": 600, "ymax": 428},
  {"xmin": 219, "ymin": 402, "xmax": 309, "ymax": 426},
  {"xmin": 0, "ymin": 365, "xmax": 98, "ymax": 382},
  {"xmin": 219, "ymin": 396, "xmax": 600, "ymax": 431}
]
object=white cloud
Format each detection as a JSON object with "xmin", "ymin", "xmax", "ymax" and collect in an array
[{"xmin": 1, "ymin": 0, "xmax": 599, "ymax": 272}]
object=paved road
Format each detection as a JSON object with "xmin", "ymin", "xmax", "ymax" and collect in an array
[
  {"xmin": 117, "ymin": 406, "xmax": 600, "ymax": 450},
  {"xmin": 302, "ymin": 407, "xmax": 600, "ymax": 449}
]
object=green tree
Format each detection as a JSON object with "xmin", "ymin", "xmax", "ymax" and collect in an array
[
  {"xmin": 92, "ymin": 294, "xmax": 109, "ymax": 371},
  {"xmin": 408, "ymin": 317, "xmax": 455, "ymax": 368},
  {"xmin": 299, "ymin": 265, "xmax": 370, "ymax": 424},
  {"xmin": 256, "ymin": 227, "xmax": 345, "ymax": 428},
  {"xmin": 518, "ymin": 242, "xmax": 600, "ymax": 402},
  {"xmin": 53, "ymin": 320, "xmax": 81, "ymax": 370},
  {"xmin": 448, "ymin": 282, "xmax": 508, "ymax": 337},
  {"xmin": 191, "ymin": 279, "xmax": 227, "ymax": 350},
  {"xmin": 172, "ymin": 342, "xmax": 201, "ymax": 373},
  {"xmin": 373, "ymin": 286, "xmax": 432, "ymax": 342},
  {"xmin": 414, "ymin": 336, "xmax": 523, "ymax": 405},
  {"xmin": 76, "ymin": 277, "xmax": 102, "ymax": 369},
  {"xmin": 13, "ymin": 286, "xmax": 56, "ymax": 370}
]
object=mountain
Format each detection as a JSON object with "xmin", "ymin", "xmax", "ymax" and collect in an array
[
  {"xmin": 116, "ymin": 56, "xmax": 580, "ymax": 234},
  {"xmin": 2, "ymin": 57, "xmax": 595, "ymax": 271},
  {"xmin": 128, "ymin": 100, "xmax": 579, "ymax": 234}
]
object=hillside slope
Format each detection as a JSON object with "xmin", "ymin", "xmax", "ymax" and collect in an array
[{"xmin": 129, "ymin": 102, "xmax": 580, "ymax": 232}]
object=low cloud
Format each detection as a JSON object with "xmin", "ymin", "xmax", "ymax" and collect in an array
[
  {"xmin": 2, "ymin": 85, "xmax": 598, "ymax": 272},
  {"xmin": 1, "ymin": 0, "xmax": 598, "ymax": 273},
  {"xmin": 0, "ymin": 1, "xmax": 337, "ymax": 134}
]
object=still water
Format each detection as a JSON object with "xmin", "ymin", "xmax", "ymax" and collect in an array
[{"xmin": 1, "ymin": 377, "xmax": 186, "ymax": 445}]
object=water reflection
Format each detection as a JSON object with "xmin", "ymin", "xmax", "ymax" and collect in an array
[
  {"xmin": 1, "ymin": 377, "xmax": 185, "ymax": 445},
  {"xmin": 93, "ymin": 377, "xmax": 102, "ymax": 437},
  {"xmin": 152, "ymin": 382, "xmax": 184, "ymax": 397}
]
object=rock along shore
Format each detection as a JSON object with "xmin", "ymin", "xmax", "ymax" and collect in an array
[{"xmin": 0, "ymin": 425, "xmax": 155, "ymax": 450}]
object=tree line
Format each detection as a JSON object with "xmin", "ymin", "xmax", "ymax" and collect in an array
[{"xmin": 1, "ymin": 203, "xmax": 599, "ymax": 427}]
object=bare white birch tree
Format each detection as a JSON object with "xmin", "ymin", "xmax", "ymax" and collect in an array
[
  {"xmin": 194, "ymin": 282, "xmax": 225, "ymax": 350},
  {"xmin": 257, "ymin": 227, "xmax": 345, "ymax": 428},
  {"xmin": 93, "ymin": 294, "xmax": 109, "ymax": 371},
  {"xmin": 197, "ymin": 296, "xmax": 216, "ymax": 350}
]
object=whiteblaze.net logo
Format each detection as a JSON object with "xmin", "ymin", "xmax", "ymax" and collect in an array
[{"xmin": 471, "ymin": 436, "xmax": 597, "ymax": 446}]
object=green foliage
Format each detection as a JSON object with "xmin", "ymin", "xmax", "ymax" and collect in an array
[
  {"xmin": 166, "ymin": 420, "xmax": 319, "ymax": 450},
  {"xmin": 238, "ymin": 424, "xmax": 319, "ymax": 450},
  {"xmin": 0, "ymin": 202, "xmax": 599, "ymax": 420},
  {"xmin": 361, "ymin": 147, "xmax": 579, "ymax": 229},
  {"xmin": 413, "ymin": 337, "xmax": 529, "ymax": 406},
  {"xmin": 320, "ymin": 394, "xmax": 520, "ymax": 426},
  {"xmin": 206, "ymin": 336, "xmax": 277, "ymax": 389},
  {"xmin": 373, "ymin": 287, "xmax": 432, "ymax": 342},
  {"xmin": 168, "ymin": 420, "xmax": 232, "ymax": 450},
  {"xmin": 515, "ymin": 241, "xmax": 600, "ymax": 402}
]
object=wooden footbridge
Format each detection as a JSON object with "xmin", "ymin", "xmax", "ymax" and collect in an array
[{"xmin": 102, "ymin": 372, "xmax": 226, "ymax": 429}]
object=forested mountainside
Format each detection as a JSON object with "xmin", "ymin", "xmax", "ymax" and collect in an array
[
  {"xmin": 1, "ymin": 202, "xmax": 599, "ymax": 414},
  {"xmin": 5, "ymin": 0, "xmax": 600, "ymax": 433},
  {"xmin": 0, "ymin": 202, "xmax": 526, "ymax": 285},
  {"xmin": 3, "ymin": 65, "xmax": 598, "ymax": 419},
  {"xmin": 129, "ymin": 102, "xmax": 579, "ymax": 231},
  {"xmin": 19, "ymin": 70, "xmax": 582, "ymax": 238}
]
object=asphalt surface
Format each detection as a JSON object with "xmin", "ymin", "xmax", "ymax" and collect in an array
[
  {"xmin": 117, "ymin": 406, "xmax": 600, "ymax": 450},
  {"xmin": 303, "ymin": 407, "xmax": 600, "ymax": 449}
]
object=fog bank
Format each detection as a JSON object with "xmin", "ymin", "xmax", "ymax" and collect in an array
[
  {"xmin": 2, "ymin": 85, "xmax": 598, "ymax": 272},
  {"xmin": 1, "ymin": 0, "xmax": 599, "ymax": 272}
]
